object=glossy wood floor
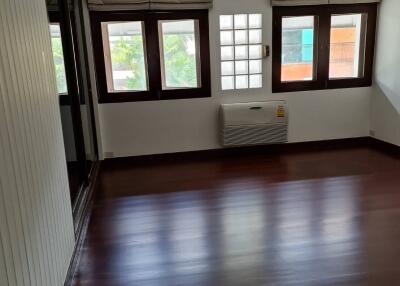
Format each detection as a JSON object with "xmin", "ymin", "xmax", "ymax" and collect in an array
[{"xmin": 72, "ymin": 144, "xmax": 400, "ymax": 286}]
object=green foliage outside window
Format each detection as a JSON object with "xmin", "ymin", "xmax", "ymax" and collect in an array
[
  {"xmin": 163, "ymin": 34, "xmax": 197, "ymax": 88},
  {"xmin": 110, "ymin": 33, "xmax": 197, "ymax": 90},
  {"xmin": 110, "ymin": 35, "xmax": 147, "ymax": 90},
  {"xmin": 51, "ymin": 37, "xmax": 68, "ymax": 94}
]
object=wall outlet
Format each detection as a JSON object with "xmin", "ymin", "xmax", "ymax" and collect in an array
[{"xmin": 104, "ymin": 152, "xmax": 114, "ymax": 158}]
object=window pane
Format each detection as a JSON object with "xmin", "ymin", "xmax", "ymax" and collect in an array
[
  {"xmin": 234, "ymin": 14, "xmax": 248, "ymax": 29},
  {"xmin": 235, "ymin": 30, "xmax": 248, "ymax": 45},
  {"xmin": 220, "ymin": 15, "xmax": 233, "ymax": 30},
  {"xmin": 235, "ymin": 60, "xmax": 248, "ymax": 75},
  {"xmin": 249, "ymin": 14, "xmax": 262, "ymax": 29},
  {"xmin": 235, "ymin": 45, "xmax": 248, "ymax": 60},
  {"xmin": 249, "ymin": 29, "xmax": 262, "ymax": 44},
  {"xmin": 102, "ymin": 21, "xmax": 147, "ymax": 92},
  {"xmin": 221, "ymin": 61, "xmax": 234, "ymax": 76},
  {"xmin": 222, "ymin": 76, "xmax": 234, "ymax": 90},
  {"xmin": 330, "ymin": 14, "xmax": 366, "ymax": 79},
  {"xmin": 249, "ymin": 59, "xmax": 262, "ymax": 74},
  {"xmin": 220, "ymin": 31, "xmax": 234, "ymax": 45},
  {"xmin": 50, "ymin": 24, "xmax": 68, "ymax": 94},
  {"xmin": 281, "ymin": 16, "xmax": 314, "ymax": 82},
  {"xmin": 221, "ymin": 46, "xmax": 234, "ymax": 61},
  {"xmin": 249, "ymin": 45, "xmax": 262, "ymax": 59},
  {"xmin": 235, "ymin": 75, "xmax": 248, "ymax": 89},
  {"xmin": 159, "ymin": 20, "xmax": 200, "ymax": 89},
  {"xmin": 249, "ymin": 74, "xmax": 262, "ymax": 88}
]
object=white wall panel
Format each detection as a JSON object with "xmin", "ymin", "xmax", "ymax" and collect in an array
[
  {"xmin": 0, "ymin": 0, "xmax": 75, "ymax": 285},
  {"xmin": 371, "ymin": 0, "xmax": 400, "ymax": 146}
]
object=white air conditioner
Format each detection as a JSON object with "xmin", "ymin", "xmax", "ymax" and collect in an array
[{"xmin": 220, "ymin": 101, "xmax": 288, "ymax": 147}]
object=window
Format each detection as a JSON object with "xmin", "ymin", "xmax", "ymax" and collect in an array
[
  {"xmin": 102, "ymin": 21, "xmax": 148, "ymax": 92},
  {"xmin": 91, "ymin": 11, "xmax": 211, "ymax": 103},
  {"xmin": 219, "ymin": 14, "xmax": 263, "ymax": 90},
  {"xmin": 159, "ymin": 20, "xmax": 201, "ymax": 89},
  {"xmin": 281, "ymin": 16, "xmax": 315, "ymax": 82},
  {"xmin": 272, "ymin": 4, "xmax": 377, "ymax": 93},
  {"xmin": 50, "ymin": 23, "xmax": 68, "ymax": 94}
]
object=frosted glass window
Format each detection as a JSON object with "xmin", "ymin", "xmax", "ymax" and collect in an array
[
  {"xmin": 249, "ymin": 45, "xmax": 262, "ymax": 59},
  {"xmin": 235, "ymin": 75, "xmax": 248, "ymax": 89},
  {"xmin": 249, "ymin": 29, "xmax": 262, "ymax": 44},
  {"xmin": 249, "ymin": 14, "xmax": 262, "ymax": 29},
  {"xmin": 235, "ymin": 30, "xmax": 248, "ymax": 45},
  {"xmin": 221, "ymin": 61, "xmax": 234, "ymax": 76},
  {"xmin": 222, "ymin": 76, "xmax": 234, "ymax": 90},
  {"xmin": 219, "ymin": 13, "xmax": 263, "ymax": 90},
  {"xmin": 235, "ymin": 61, "xmax": 248, "ymax": 75},
  {"xmin": 220, "ymin": 31, "xmax": 234, "ymax": 45},
  {"xmin": 249, "ymin": 60, "xmax": 262, "ymax": 74},
  {"xmin": 234, "ymin": 14, "xmax": 248, "ymax": 29},
  {"xmin": 235, "ymin": 46, "xmax": 248, "ymax": 60},
  {"xmin": 249, "ymin": 74, "xmax": 262, "ymax": 88},
  {"xmin": 220, "ymin": 15, "xmax": 233, "ymax": 30},
  {"xmin": 221, "ymin": 46, "xmax": 234, "ymax": 61}
]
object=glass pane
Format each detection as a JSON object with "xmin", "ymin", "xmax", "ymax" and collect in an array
[
  {"xmin": 235, "ymin": 60, "xmax": 248, "ymax": 75},
  {"xmin": 220, "ymin": 15, "xmax": 233, "ymax": 30},
  {"xmin": 249, "ymin": 59, "xmax": 262, "ymax": 74},
  {"xmin": 159, "ymin": 20, "xmax": 200, "ymax": 89},
  {"xmin": 222, "ymin": 76, "xmax": 234, "ymax": 90},
  {"xmin": 235, "ymin": 75, "xmax": 248, "ymax": 89},
  {"xmin": 330, "ymin": 14, "xmax": 366, "ymax": 79},
  {"xmin": 50, "ymin": 24, "xmax": 68, "ymax": 94},
  {"xmin": 235, "ymin": 45, "xmax": 248, "ymax": 60},
  {"xmin": 220, "ymin": 31, "xmax": 234, "ymax": 45},
  {"xmin": 249, "ymin": 14, "xmax": 262, "ymax": 29},
  {"xmin": 249, "ymin": 74, "xmax": 262, "ymax": 88},
  {"xmin": 234, "ymin": 14, "xmax": 248, "ymax": 29},
  {"xmin": 249, "ymin": 29, "xmax": 262, "ymax": 44},
  {"xmin": 281, "ymin": 16, "xmax": 314, "ymax": 82},
  {"xmin": 249, "ymin": 45, "xmax": 262, "ymax": 59},
  {"xmin": 221, "ymin": 46, "xmax": 234, "ymax": 61},
  {"xmin": 102, "ymin": 21, "xmax": 147, "ymax": 92},
  {"xmin": 235, "ymin": 30, "xmax": 248, "ymax": 45},
  {"xmin": 221, "ymin": 61, "xmax": 234, "ymax": 76}
]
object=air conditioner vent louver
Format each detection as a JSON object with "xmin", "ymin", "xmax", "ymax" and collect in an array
[{"xmin": 221, "ymin": 101, "xmax": 288, "ymax": 147}]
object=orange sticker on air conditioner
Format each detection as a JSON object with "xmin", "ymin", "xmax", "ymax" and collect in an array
[{"xmin": 277, "ymin": 106, "xmax": 285, "ymax": 117}]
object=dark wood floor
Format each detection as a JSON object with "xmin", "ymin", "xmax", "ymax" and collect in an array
[{"xmin": 72, "ymin": 142, "xmax": 400, "ymax": 286}]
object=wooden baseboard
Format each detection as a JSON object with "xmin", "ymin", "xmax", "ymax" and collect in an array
[
  {"xmin": 368, "ymin": 137, "xmax": 400, "ymax": 158},
  {"xmin": 102, "ymin": 137, "xmax": 380, "ymax": 168},
  {"xmin": 64, "ymin": 161, "xmax": 101, "ymax": 286}
]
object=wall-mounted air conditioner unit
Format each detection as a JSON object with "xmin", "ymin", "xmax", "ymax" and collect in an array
[{"xmin": 221, "ymin": 101, "xmax": 288, "ymax": 147}]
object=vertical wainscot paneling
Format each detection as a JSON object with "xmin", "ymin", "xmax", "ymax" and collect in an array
[{"xmin": 0, "ymin": 0, "xmax": 75, "ymax": 285}]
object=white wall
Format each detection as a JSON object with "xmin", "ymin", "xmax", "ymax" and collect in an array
[
  {"xmin": 371, "ymin": 0, "xmax": 400, "ymax": 146},
  {"xmin": 0, "ymin": 1, "xmax": 75, "ymax": 286},
  {"xmin": 97, "ymin": 0, "xmax": 372, "ymax": 158}
]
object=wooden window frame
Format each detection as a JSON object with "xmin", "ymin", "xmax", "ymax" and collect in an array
[
  {"xmin": 272, "ymin": 3, "xmax": 377, "ymax": 93},
  {"xmin": 90, "ymin": 10, "xmax": 211, "ymax": 103}
]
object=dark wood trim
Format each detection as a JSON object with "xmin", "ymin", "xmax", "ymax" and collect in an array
[
  {"xmin": 58, "ymin": 0, "xmax": 89, "ymax": 187},
  {"xmin": 272, "ymin": 3, "xmax": 377, "ymax": 93},
  {"xmin": 64, "ymin": 161, "xmax": 101, "ymax": 286},
  {"xmin": 90, "ymin": 10, "xmax": 211, "ymax": 104},
  {"xmin": 102, "ymin": 137, "xmax": 392, "ymax": 169}
]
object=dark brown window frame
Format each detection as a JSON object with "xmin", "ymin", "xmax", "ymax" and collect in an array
[
  {"xmin": 90, "ymin": 10, "xmax": 211, "ymax": 103},
  {"xmin": 272, "ymin": 3, "xmax": 377, "ymax": 93}
]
